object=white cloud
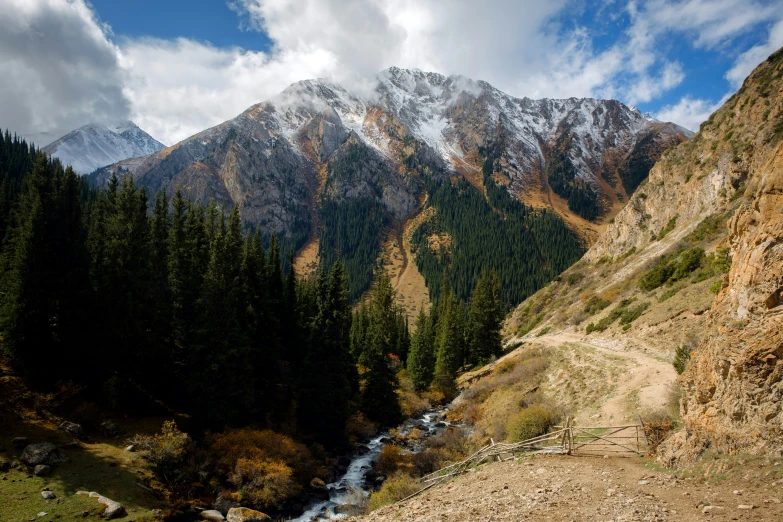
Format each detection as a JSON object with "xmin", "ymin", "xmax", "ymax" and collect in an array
[
  {"xmin": 725, "ymin": 19, "xmax": 783, "ymax": 87},
  {"xmin": 2, "ymin": 0, "xmax": 783, "ymax": 145},
  {"xmin": 0, "ymin": 0, "xmax": 130, "ymax": 146},
  {"xmin": 654, "ymin": 95, "xmax": 725, "ymax": 131}
]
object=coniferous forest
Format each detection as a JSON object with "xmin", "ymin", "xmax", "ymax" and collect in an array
[
  {"xmin": 411, "ymin": 161, "xmax": 584, "ymax": 306},
  {"xmin": 0, "ymin": 131, "xmax": 505, "ymax": 441},
  {"xmin": 0, "ymin": 130, "xmax": 511, "ymax": 516}
]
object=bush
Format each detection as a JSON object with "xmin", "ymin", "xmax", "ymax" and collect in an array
[
  {"xmin": 506, "ymin": 406, "xmax": 559, "ymax": 443},
  {"xmin": 367, "ymin": 472, "xmax": 421, "ymax": 512},
  {"xmin": 567, "ymin": 272, "xmax": 583, "ymax": 286},
  {"xmin": 377, "ymin": 445, "xmax": 412, "ymax": 476},
  {"xmin": 639, "ymin": 257, "xmax": 676, "ymax": 291},
  {"xmin": 671, "ymin": 247, "xmax": 705, "ymax": 281},
  {"xmin": 709, "ymin": 280, "xmax": 723, "ymax": 294},
  {"xmin": 657, "ymin": 215, "xmax": 678, "ymax": 240},
  {"xmin": 673, "ymin": 345, "xmax": 692, "ymax": 375},
  {"xmin": 583, "ymin": 296, "xmax": 611, "ymax": 315},
  {"xmin": 130, "ymin": 420, "xmax": 193, "ymax": 480},
  {"xmin": 209, "ymin": 429, "xmax": 315, "ymax": 511}
]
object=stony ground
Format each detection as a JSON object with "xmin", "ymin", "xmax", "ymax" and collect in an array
[{"xmin": 357, "ymin": 455, "xmax": 783, "ymax": 522}]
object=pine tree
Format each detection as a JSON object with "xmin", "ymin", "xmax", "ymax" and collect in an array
[
  {"xmin": 407, "ymin": 304, "xmax": 435, "ymax": 392},
  {"xmin": 467, "ymin": 269, "xmax": 503, "ymax": 365},
  {"xmin": 190, "ymin": 206, "xmax": 253, "ymax": 426},
  {"xmin": 298, "ymin": 263, "xmax": 353, "ymax": 448},
  {"xmin": 360, "ymin": 270, "xmax": 402, "ymax": 425},
  {"xmin": 434, "ymin": 273, "xmax": 464, "ymax": 392}
]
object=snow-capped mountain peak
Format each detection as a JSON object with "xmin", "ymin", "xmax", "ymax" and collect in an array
[{"xmin": 42, "ymin": 121, "xmax": 165, "ymax": 175}]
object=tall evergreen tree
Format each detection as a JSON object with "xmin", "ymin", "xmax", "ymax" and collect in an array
[
  {"xmin": 434, "ymin": 273, "xmax": 464, "ymax": 392},
  {"xmin": 360, "ymin": 270, "xmax": 402, "ymax": 425},
  {"xmin": 407, "ymin": 304, "xmax": 435, "ymax": 392},
  {"xmin": 298, "ymin": 263, "xmax": 353, "ymax": 448},
  {"xmin": 467, "ymin": 269, "xmax": 503, "ymax": 365}
]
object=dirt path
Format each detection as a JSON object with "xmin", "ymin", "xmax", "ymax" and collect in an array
[
  {"xmin": 359, "ymin": 455, "xmax": 783, "ymax": 522},
  {"xmin": 533, "ymin": 332, "xmax": 675, "ymax": 424},
  {"xmin": 461, "ymin": 331, "xmax": 675, "ymax": 424}
]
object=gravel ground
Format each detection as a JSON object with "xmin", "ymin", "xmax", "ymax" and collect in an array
[{"xmin": 357, "ymin": 455, "xmax": 783, "ymax": 522}]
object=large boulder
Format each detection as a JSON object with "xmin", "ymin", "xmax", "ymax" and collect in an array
[
  {"xmin": 226, "ymin": 507, "xmax": 271, "ymax": 522},
  {"xmin": 99, "ymin": 420, "xmax": 124, "ymax": 438},
  {"xmin": 59, "ymin": 422, "xmax": 86, "ymax": 440},
  {"xmin": 199, "ymin": 510, "xmax": 225, "ymax": 522},
  {"xmin": 11, "ymin": 437, "xmax": 28, "ymax": 449},
  {"xmin": 76, "ymin": 491, "xmax": 125, "ymax": 519},
  {"xmin": 33, "ymin": 465, "xmax": 51, "ymax": 476},
  {"xmin": 21, "ymin": 443, "xmax": 68, "ymax": 466},
  {"xmin": 214, "ymin": 496, "xmax": 240, "ymax": 515}
]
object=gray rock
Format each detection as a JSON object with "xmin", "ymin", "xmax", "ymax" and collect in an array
[
  {"xmin": 226, "ymin": 507, "xmax": 271, "ymax": 522},
  {"xmin": 41, "ymin": 490, "xmax": 56, "ymax": 499},
  {"xmin": 21, "ymin": 443, "xmax": 68, "ymax": 466},
  {"xmin": 200, "ymin": 509, "xmax": 225, "ymax": 522},
  {"xmin": 59, "ymin": 421, "xmax": 86, "ymax": 440},
  {"xmin": 34, "ymin": 465, "xmax": 51, "ymax": 476},
  {"xmin": 214, "ymin": 496, "xmax": 240, "ymax": 516},
  {"xmin": 76, "ymin": 491, "xmax": 125, "ymax": 519},
  {"xmin": 99, "ymin": 420, "xmax": 124, "ymax": 438}
]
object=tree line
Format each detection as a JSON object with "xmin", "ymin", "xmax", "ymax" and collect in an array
[
  {"xmin": 0, "ymin": 135, "xmax": 409, "ymax": 450},
  {"xmin": 0, "ymin": 132, "xmax": 507, "ymax": 450}
]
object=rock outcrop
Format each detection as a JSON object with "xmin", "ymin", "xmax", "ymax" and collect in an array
[
  {"xmin": 76, "ymin": 491, "xmax": 126, "ymax": 519},
  {"xmin": 20, "ymin": 443, "xmax": 68, "ymax": 467}
]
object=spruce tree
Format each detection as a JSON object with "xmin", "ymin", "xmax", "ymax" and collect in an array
[
  {"xmin": 407, "ymin": 304, "xmax": 435, "ymax": 392},
  {"xmin": 434, "ymin": 273, "xmax": 464, "ymax": 392},
  {"xmin": 360, "ymin": 270, "xmax": 402, "ymax": 425},
  {"xmin": 298, "ymin": 263, "xmax": 353, "ymax": 448},
  {"xmin": 467, "ymin": 269, "xmax": 503, "ymax": 365}
]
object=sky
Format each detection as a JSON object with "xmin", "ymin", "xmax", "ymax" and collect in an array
[{"xmin": 2, "ymin": 0, "xmax": 782, "ymax": 147}]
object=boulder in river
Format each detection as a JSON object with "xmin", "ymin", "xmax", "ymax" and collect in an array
[
  {"xmin": 214, "ymin": 496, "xmax": 240, "ymax": 515},
  {"xmin": 21, "ymin": 443, "xmax": 68, "ymax": 466},
  {"xmin": 226, "ymin": 507, "xmax": 271, "ymax": 522},
  {"xmin": 199, "ymin": 509, "xmax": 225, "ymax": 522},
  {"xmin": 337, "ymin": 455, "xmax": 352, "ymax": 467},
  {"xmin": 12, "ymin": 437, "xmax": 28, "ymax": 448}
]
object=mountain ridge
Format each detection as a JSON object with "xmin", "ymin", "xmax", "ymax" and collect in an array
[
  {"xmin": 43, "ymin": 121, "xmax": 165, "ymax": 175},
  {"xmin": 88, "ymin": 67, "xmax": 689, "ymax": 308}
]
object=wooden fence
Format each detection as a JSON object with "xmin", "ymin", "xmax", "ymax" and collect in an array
[{"xmin": 397, "ymin": 417, "xmax": 650, "ymax": 503}]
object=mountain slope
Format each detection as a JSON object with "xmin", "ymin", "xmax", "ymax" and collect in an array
[
  {"xmin": 89, "ymin": 68, "xmax": 688, "ymax": 305},
  {"xmin": 43, "ymin": 121, "xmax": 165, "ymax": 174},
  {"xmin": 502, "ymin": 47, "xmax": 783, "ymax": 460}
]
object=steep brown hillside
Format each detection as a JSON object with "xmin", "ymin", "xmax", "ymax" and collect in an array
[{"xmin": 504, "ymin": 47, "xmax": 783, "ymax": 462}]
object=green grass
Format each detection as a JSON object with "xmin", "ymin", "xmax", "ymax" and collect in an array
[{"xmin": 0, "ymin": 421, "xmax": 167, "ymax": 522}]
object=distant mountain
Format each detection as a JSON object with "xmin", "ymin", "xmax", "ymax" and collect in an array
[
  {"xmin": 90, "ymin": 68, "xmax": 689, "ymax": 307},
  {"xmin": 43, "ymin": 121, "xmax": 164, "ymax": 174}
]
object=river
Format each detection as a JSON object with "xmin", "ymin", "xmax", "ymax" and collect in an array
[{"xmin": 292, "ymin": 408, "xmax": 451, "ymax": 521}]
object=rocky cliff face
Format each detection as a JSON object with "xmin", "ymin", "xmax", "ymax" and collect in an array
[{"xmin": 554, "ymin": 47, "xmax": 783, "ymax": 460}]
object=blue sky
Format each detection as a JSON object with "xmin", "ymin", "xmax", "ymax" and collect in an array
[{"xmin": 2, "ymin": 0, "xmax": 783, "ymax": 145}]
